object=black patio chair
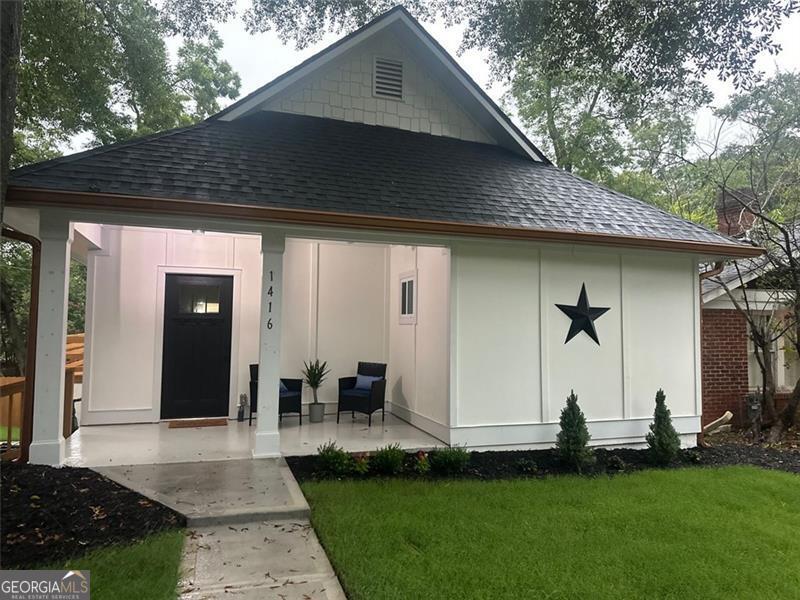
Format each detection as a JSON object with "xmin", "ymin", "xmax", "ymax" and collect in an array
[
  {"xmin": 249, "ymin": 364, "xmax": 302, "ymax": 425},
  {"xmin": 337, "ymin": 362, "xmax": 387, "ymax": 426}
]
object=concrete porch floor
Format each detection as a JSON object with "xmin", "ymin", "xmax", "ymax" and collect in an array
[{"xmin": 65, "ymin": 413, "xmax": 442, "ymax": 467}]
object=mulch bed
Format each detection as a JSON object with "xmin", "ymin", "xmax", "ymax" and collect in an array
[
  {"xmin": 1, "ymin": 463, "xmax": 186, "ymax": 569},
  {"xmin": 286, "ymin": 437, "xmax": 800, "ymax": 483}
]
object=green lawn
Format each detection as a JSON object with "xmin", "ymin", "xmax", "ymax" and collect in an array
[
  {"xmin": 41, "ymin": 530, "xmax": 185, "ymax": 600},
  {"xmin": 303, "ymin": 467, "xmax": 800, "ymax": 600}
]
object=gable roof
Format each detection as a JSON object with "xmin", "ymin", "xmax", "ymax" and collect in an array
[
  {"xmin": 8, "ymin": 111, "xmax": 760, "ymax": 257},
  {"xmin": 211, "ymin": 5, "xmax": 549, "ymax": 163}
]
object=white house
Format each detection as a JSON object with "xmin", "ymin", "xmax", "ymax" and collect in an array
[{"xmin": 4, "ymin": 6, "xmax": 760, "ymax": 466}]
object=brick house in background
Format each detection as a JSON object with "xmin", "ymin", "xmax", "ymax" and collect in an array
[{"xmin": 701, "ymin": 192, "xmax": 797, "ymax": 426}]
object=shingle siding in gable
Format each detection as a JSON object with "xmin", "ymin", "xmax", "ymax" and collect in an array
[{"xmin": 261, "ymin": 29, "xmax": 495, "ymax": 144}]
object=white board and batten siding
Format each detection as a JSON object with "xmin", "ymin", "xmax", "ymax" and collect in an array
[
  {"xmin": 82, "ymin": 229, "xmax": 447, "ymax": 428},
  {"xmin": 448, "ymin": 242, "xmax": 700, "ymax": 449}
]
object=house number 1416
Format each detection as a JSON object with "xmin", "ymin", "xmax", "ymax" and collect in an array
[{"xmin": 266, "ymin": 269, "xmax": 275, "ymax": 330}]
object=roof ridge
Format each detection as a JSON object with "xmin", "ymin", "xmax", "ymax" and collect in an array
[
  {"xmin": 552, "ymin": 166, "xmax": 752, "ymax": 249},
  {"xmin": 11, "ymin": 121, "xmax": 211, "ymax": 178}
]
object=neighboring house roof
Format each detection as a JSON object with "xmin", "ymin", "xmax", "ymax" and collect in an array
[
  {"xmin": 9, "ymin": 111, "xmax": 758, "ymax": 255},
  {"xmin": 701, "ymin": 257, "xmax": 773, "ymax": 303},
  {"xmin": 211, "ymin": 5, "xmax": 550, "ymax": 163}
]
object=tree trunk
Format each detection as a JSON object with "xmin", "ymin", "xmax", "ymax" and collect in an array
[
  {"xmin": 0, "ymin": 0, "xmax": 23, "ymax": 220},
  {"xmin": 542, "ymin": 76, "xmax": 569, "ymax": 171},
  {"xmin": 761, "ymin": 342, "xmax": 777, "ymax": 423},
  {"xmin": 766, "ymin": 376, "xmax": 800, "ymax": 443}
]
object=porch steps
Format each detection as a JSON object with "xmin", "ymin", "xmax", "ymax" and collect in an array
[{"xmin": 93, "ymin": 457, "xmax": 310, "ymax": 526}]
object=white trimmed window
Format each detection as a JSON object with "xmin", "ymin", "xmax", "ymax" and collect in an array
[{"xmin": 399, "ymin": 272, "xmax": 416, "ymax": 325}]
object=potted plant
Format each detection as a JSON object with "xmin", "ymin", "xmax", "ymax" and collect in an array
[{"xmin": 303, "ymin": 359, "xmax": 331, "ymax": 423}]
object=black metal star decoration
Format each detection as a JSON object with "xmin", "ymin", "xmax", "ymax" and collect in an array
[{"xmin": 555, "ymin": 283, "xmax": 610, "ymax": 345}]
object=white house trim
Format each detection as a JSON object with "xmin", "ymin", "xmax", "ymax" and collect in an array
[
  {"xmin": 388, "ymin": 401, "xmax": 449, "ymax": 445},
  {"xmin": 450, "ymin": 415, "xmax": 701, "ymax": 449}
]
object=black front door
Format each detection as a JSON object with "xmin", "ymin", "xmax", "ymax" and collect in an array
[{"xmin": 161, "ymin": 274, "xmax": 234, "ymax": 420}]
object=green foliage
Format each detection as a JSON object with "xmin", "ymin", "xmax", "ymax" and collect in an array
[
  {"xmin": 0, "ymin": 239, "xmax": 85, "ymax": 375},
  {"xmin": 302, "ymin": 359, "xmax": 330, "ymax": 393},
  {"xmin": 515, "ymin": 458, "xmax": 538, "ymax": 476},
  {"xmin": 1, "ymin": 239, "xmax": 33, "ymax": 374},
  {"xmin": 353, "ymin": 454, "xmax": 370, "ymax": 476},
  {"xmin": 370, "ymin": 443, "xmax": 405, "ymax": 476},
  {"xmin": 428, "ymin": 446, "xmax": 470, "ymax": 476},
  {"xmin": 555, "ymin": 391, "xmax": 594, "ymax": 472},
  {"xmin": 68, "ymin": 261, "xmax": 87, "ymax": 334},
  {"xmin": 12, "ymin": 0, "xmax": 240, "ymax": 168},
  {"xmin": 316, "ymin": 441, "xmax": 355, "ymax": 478},
  {"xmin": 646, "ymin": 389, "xmax": 682, "ymax": 465},
  {"xmin": 411, "ymin": 450, "xmax": 430, "ymax": 475},
  {"xmin": 605, "ymin": 454, "xmax": 627, "ymax": 473}
]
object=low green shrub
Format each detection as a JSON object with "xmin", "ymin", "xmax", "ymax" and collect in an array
[
  {"xmin": 371, "ymin": 443, "xmax": 406, "ymax": 476},
  {"xmin": 316, "ymin": 441, "xmax": 355, "ymax": 478},
  {"xmin": 353, "ymin": 453, "xmax": 370, "ymax": 476},
  {"xmin": 646, "ymin": 389, "xmax": 681, "ymax": 465},
  {"xmin": 429, "ymin": 446, "xmax": 470, "ymax": 476},
  {"xmin": 515, "ymin": 458, "xmax": 538, "ymax": 475},
  {"xmin": 412, "ymin": 450, "xmax": 430, "ymax": 475},
  {"xmin": 556, "ymin": 391, "xmax": 595, "ymax": 473},
  {"xmin": 685, "ymin": 449, "xmax": 702, "ymax": 464},
  {"xmin": 605, "ymin": 454, "xmax": 626, "ymax": 472}
]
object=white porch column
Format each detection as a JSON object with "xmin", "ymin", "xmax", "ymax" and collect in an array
[
  {"xmin": 253, "ymin": 231, "xmax": 285, "ymax": 458},
  {"xmin": 29, "ymin": 214, "xmax": 72, "ymax": 465}
]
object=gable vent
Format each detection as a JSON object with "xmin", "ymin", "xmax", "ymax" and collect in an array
[{"xmin": 373, "ymin": 57, "xmax": 403, "ymax": 100}]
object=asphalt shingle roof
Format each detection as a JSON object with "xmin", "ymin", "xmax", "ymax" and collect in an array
[{"xmin": 10, "ymin": 111, "xmax": 749, "ymax": 250}]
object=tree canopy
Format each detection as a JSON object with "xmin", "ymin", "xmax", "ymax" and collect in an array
[{"xmin": 12, "ymin": 0, "xmax": 241, "ymax": 168}]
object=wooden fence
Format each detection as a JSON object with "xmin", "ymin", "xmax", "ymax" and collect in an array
[{"xmin": 0, "ymin": 332, "xmax": 84, "ymax": 461}]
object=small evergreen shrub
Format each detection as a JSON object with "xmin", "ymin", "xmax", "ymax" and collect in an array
[
  {"xmin": 429, "ymin": 446, "xmax": 470, "ymax": 476},
  {"xmin": 515, "ymin": 458, "xmax": 538, "ymax": 475},
  {"xmin": 316, "ymin": 441, "xmax": 355, "ymax": 478},
  {"xmin": 555, "ymin": 390, "xmax": 595, "ymax": 472},
  {"xmin": 645, "ymin": 389, "xmax": 681, "ymax": 465},
  {"xmin": 371, "ymin": 443, "xmax": 406, "ymax": 476}
]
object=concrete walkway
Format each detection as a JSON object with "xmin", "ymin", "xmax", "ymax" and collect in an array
[{"xmin": 94, "ymin": 459, "xmax": 345, "ymax": 599}]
